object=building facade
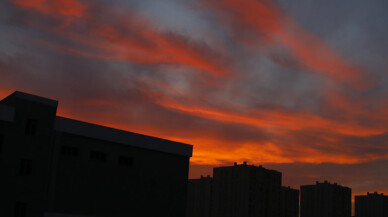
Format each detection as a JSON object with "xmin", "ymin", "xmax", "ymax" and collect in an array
[
  {"xmin": 0, "ymin": 91, "xmax": 193, "ymax": 217},
  {"xmin": 355, "ymin": 192, "xmax": 388, "ymax": 217},
  {"xmin": 300, "ymin": 181, "xmax": 351, "ymax": 217},
  {"xmin": 186, "ymin": 175, "xmax": 213, "ymax": 217},
  {"xmin": 280, "ymin": 186, "xmax": 299, "ymax": 217},
  {"xmin": 211, "ymin": 162, "xmax": 282, "ymax": 217}
]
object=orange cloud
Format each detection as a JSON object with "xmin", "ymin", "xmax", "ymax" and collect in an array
[
  {"xmin": 145, "ymin": 89, "xmax": 386, "ymax": 137},
  {"xmin": 11, "ymin": 0, "xmax": 232, "ymax": 76}
]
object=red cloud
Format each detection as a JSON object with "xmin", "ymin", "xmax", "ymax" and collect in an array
[
  {"xmin": 13, "ymin": 0, "xmax": 87, "ymax": 17},
  {"xmin": 12, "ymin": 0, "xmax": 232, "ymax": 76}
]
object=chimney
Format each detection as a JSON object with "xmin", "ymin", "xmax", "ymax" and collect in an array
[{"xmin": 234, "ymin": 162, "xmax": 237, "ymax": 166}]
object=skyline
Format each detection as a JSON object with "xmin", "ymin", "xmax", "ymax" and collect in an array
[{"xmin": 1, "ymin": 0, "xmax": 388, "ymax": 196}]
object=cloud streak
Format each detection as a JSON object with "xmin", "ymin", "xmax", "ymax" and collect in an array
[
  {"xmin": 202, "ymin": 0, "xmax": 369, "ymax": 87},
  {"xmin": 11, "ymin": 0, "xmax": 232, "ymax": 76}
]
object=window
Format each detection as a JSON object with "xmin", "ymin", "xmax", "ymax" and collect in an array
[
  {"xmin": 25, "ymin": 119, "xmax": 37, "ymax": 136},
  {"xmin": 61, "ymin": 146, "xmax": 79, "ymax": 157},
  {"xmin": 14, "ymin": 202, "xmax": 26, "ymax": 217},
  {"xmin": 118, "ymin": 156, "xmax": 134, "ymax": 167},
  {"xmin": 0, "ymin": 134, "xmax": 3, "ymax": 152},
  {"xmin": 90, "ymin": 150, "xmax": 107, "ymax": 162},
  {"xmin": 20, "ymin": 159, "xmax": 33, "ymax": 176}
]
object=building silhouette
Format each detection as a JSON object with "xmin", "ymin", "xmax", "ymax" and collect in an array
[
  {"xmin": 0, "ymin": 91, "xmax": 193, "ymax": 217},
  {"xmin": 300, "ymin": 180, "xmax": 351, "ymax": 217},
  {"xmin": 355, "ymin": 192, "xmax": 388, "ymax": 217},
  {"xmin": 280, "ymin": 186, "xmax": 299, "ymax": 217},
  {"xmin": 187, "ymin": 175, "xmax": 213, "ymax": 217},
  {"xmin": 187, "ymin": 162, "xmax": 299, "ymax": 217}
]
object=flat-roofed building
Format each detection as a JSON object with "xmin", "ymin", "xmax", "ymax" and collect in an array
[
  {"xmin": 355, "ymin": 192, "xmax": 388, "ymax": 217},
  {"xmin": 187, "ymin": 175, "xmax": 213, "ymax": 217},
  {"xmin": 211, "ymin": 162, "xmax": 282, "ymax": 217},
  {"xmin": 187, "ymin": 162, "xmax": 299, "ymax": 217},
  {"xmin": 0, "ymin": 91, "xmax": 192, "ymax": 217},
  {"xmin": 280, "ymin": 186, "xmax": 299, "ymax": 217},
  {"xmin": 301, "ymin": 180, "xmax": 351, "ymax": 217}
]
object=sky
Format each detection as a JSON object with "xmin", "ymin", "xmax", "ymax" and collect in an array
[{"xmin": 1, "ymin": 0, "xmax": 388, "ymax": 196}]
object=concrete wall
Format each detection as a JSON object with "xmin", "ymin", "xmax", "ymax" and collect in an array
[{"xmin": 46, "ymin": 131, "xmax": 189, "ymax": 217}]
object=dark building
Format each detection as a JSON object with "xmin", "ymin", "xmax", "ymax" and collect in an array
[
  {"xmin": 301, "ymin": 180, "xmax": 351, "ymax": 217},
  {"xmin": 186, "ymin": 175, "xmax": 213, "ymax": 217},
  {"xmin": 355, "ymin": 192, "xmax": 388, "ymax": 217},
  {"xmin": 187, "ymin": 162, "xmax": 299, "ymax": 217},
  {"xmin": 211, "ymin": 162, "xmax": 282, "ymax": 217},
  {"xmin": 0, "ymin": 91, "xmax": 193, "ymax": 217},
  {"xmin": 280, "ymin": 186, "xmax": 299, "ymax": 217}
]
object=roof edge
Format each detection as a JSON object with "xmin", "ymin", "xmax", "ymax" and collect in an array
[
  {"xmin": 1, "ymin": 91, "xmax": 58, "ymax": 107},
  {"xmin": 55, "ymin": 117, "xmax": 193, "ymax": 157}
]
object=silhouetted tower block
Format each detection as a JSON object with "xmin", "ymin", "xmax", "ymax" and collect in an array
[
  {"xmin": 0, "ymin": 91, "xmax": 193, "ymax": 217},
  {"xmin": 280, "ymin": 186, "xmax": 299, "ymax": 217},
  {"xmin": 211, "ymin": 162, "xmax": 282, "ymax": 217},
  {"xmin": 300, "ymin": 180, "xmax": 351, "ymax": 217},
  {"xmin": 355, "ymin": 192, "xmax": 388, "ymax": 217},
  {"xmin": 187, "ymin": 175, "xmax": 213, "ymax": 217}
]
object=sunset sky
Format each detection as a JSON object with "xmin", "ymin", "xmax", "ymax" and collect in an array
[{"xmin": 1, "ymin": 0, "xmax": 388, "ymax": 196}]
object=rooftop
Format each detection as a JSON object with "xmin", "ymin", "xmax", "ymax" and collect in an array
[{"xmin": 1, "ymin": 91, "xmax": 58, "ymax": 107}]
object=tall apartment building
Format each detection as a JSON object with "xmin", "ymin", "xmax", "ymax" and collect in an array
[
  {"xmin": 211, "ymin": 162, "xmax": 282, "ymax": 217},
  {"xmin": 300, "ymin": 180, "xmax": 351, "ymax": 217},
  {"xmin": 280, "ymin": 186, "xmax": 299, "ymax": 217},
  {"xmin": 187, "ymin": 162, "xmax": 299, "ymax": 217},
  {"xmin": 355, "ymin": 192, "xmax": 388, "ymax": 217},
  {"xmin": 186, "ymin": 175, "xmax": 213, "ymax": 217},
  {"xmin": 0, "ymin": 91, "xmax": 193, "ymax": 217}
]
